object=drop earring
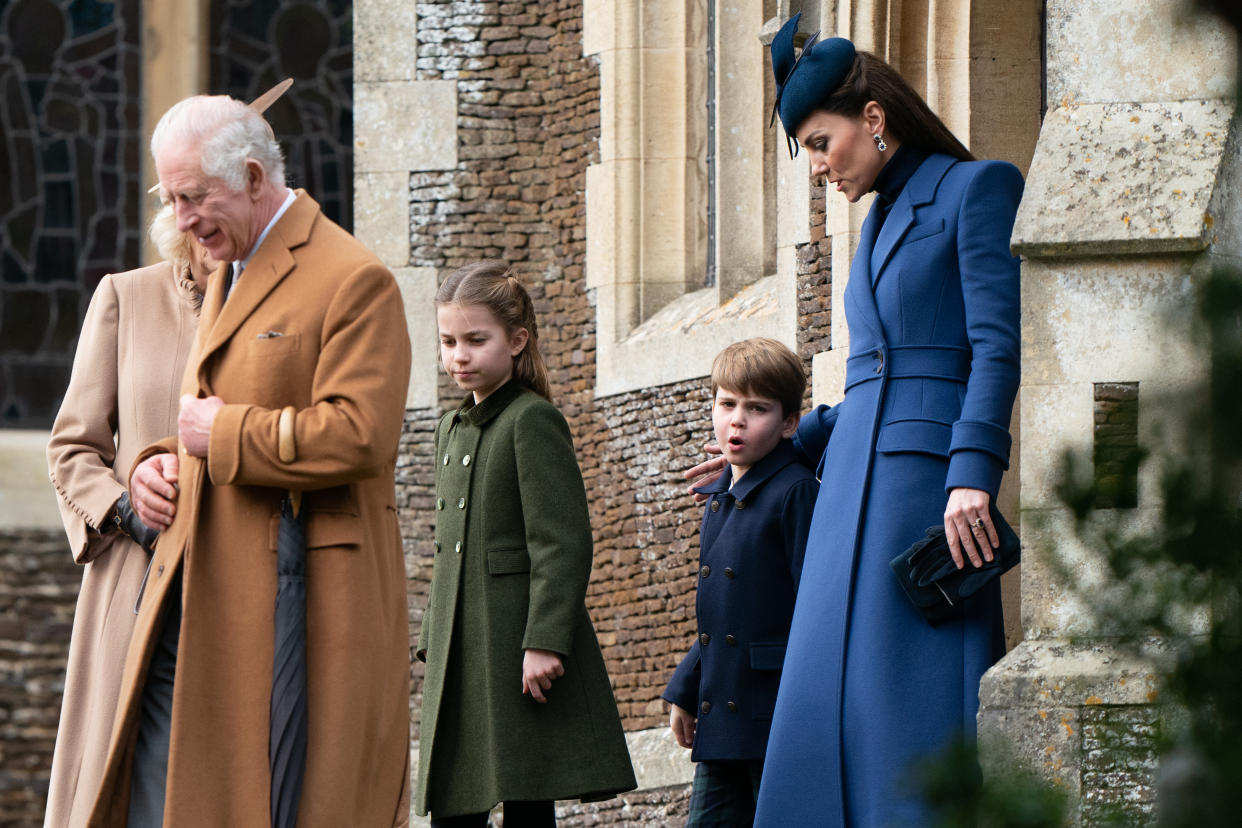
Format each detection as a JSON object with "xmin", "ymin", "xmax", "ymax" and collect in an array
[{"xmin": 873, "ymin": 133, "xmax": 887, "ymax": 152}]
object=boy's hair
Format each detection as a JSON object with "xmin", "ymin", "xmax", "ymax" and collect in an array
[
  {"xmin": 711, "ymin": 338, "xmax": 806, "ymax": 417},
  {"xmin": 435, "ymin": 261, "xmax": 552, "ymax": 401}
]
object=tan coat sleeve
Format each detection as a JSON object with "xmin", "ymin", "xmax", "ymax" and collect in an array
[
  {"xmin": 47, "ymin": 274, "xmax": 125, "ymax": 564},
  {"xmin": 206, "ymin": 262, "xmax": 411, "ymax": 489}
]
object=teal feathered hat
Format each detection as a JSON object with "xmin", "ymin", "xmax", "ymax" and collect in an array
[{"xmin": 770, "ymin": 13, "xmax": 857, "ymax": 156}]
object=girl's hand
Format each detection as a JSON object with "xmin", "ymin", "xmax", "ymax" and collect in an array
[
  {"xmin": 669, "ymin": 703, "xmax": 696, "ymax": 749},
  {"xmin": 944, "ymin": 487, "xmax": 998, "ymax": 569},
  {"xmin": 522, "ymin": 648, "xmax": 565, "ymax": 703},
  {"xmin": 684, "ymin": 443, "xmax": 726, "ymax": 503}
]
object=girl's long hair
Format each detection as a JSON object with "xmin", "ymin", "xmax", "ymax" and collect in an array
[
  {"xmin": 436, "ymin": 261, "xmax": 552, "ymax": 401},
  {"xmin": 820, "ymin": 52, "xmax": 974, "ymax": 161}
]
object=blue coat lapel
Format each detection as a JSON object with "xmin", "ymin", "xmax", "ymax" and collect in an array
[
  {"xmin": 870, "ymin": 197, "xmax": 913, "ymax": 285},
  {"xmin": 868, "ymin": 154, "xmax": 958, "ymax": 288},
  {"xmin": 845, "ymin": 205, "xmax": 885, "ymax": 346}
]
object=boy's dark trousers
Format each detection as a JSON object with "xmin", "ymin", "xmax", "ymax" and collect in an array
[
  {"xmin": 686, "ymin": 759, "xmax": 764, "ymax": 828},
  {"xmin": 430, "ymin": 799, "xmax": 555, "ymax": 827}
]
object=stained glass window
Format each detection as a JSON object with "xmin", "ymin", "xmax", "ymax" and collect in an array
[
  {"xmin": 0, "ymin": 0, "xmax": 142, "ymax": 428},
  {"xmin": 209, "ymin": 0, "xmax": 354, "ymax": 231}
]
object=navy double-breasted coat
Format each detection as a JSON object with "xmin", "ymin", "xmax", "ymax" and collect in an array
[
  {"xmin": 754, "ymin": 154, "xmax": 1024, "ymax": 827},
  {"xmin": 662, "ymin": 440, "xmax": 818, "ymax": 761}
]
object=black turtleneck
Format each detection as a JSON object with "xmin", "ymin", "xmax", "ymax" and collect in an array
[{"xmin": 871, "ymin": 144, "xmax": 928, "ymax": 228}]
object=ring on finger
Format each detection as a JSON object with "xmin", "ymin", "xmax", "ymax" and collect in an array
[{"xmin": 971, "ymin": 517, "xmax": 986, "ymax": 530}]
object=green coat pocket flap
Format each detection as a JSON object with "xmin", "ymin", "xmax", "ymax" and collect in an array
[
  {"xmin": 487, "ymin": 547, "xmax": 531, "ymax": 575},
  {"xmin": 750, "ymin": 641, "xmax": 787, "ymax": 671},
  {"xmin": 876, "ymin": 418, "xmax": 953, "ymax": 457}
]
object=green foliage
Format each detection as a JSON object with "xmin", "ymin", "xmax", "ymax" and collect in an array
[
  {"xmin": 918, "ymin": 737, "xmax": 1068, "ymax": 828},
  {"xmin": 1049, "ymin": 267, "xmax": 1242, "ymax": 827}
]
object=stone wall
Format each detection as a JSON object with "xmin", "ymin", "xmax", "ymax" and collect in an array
[{"xmin": 0, "ymin": 527, "xmax": 79, "ymax": 825}]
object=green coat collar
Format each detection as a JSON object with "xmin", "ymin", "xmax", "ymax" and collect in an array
[{"xmin": 453, "ymin": 379, "xmax": 527, "ymax": 427}]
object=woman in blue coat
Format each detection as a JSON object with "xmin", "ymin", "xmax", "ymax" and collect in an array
[{"xmin": 751, "ymin": 15, "xmax": 1024, "ymax": 826}]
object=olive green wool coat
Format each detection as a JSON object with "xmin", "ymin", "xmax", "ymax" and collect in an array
[{"xmin": 415, "ymin": 381, "xmax": 635, "ymax": 817}]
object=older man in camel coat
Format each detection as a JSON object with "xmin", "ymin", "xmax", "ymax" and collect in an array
[{"xmin": 87, "ymin": 95, "xmax": 412, "ymax": 826}]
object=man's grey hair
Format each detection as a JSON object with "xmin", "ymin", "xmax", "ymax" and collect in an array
[{"xmin": 151, "ymin": 95, "xmax": 286, "ymax": 191}]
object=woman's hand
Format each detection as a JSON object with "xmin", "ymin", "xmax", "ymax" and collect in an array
[
  {"xmin": 684, "ymin": 443, "xmax": 726, "ymax": 503},
  {"xmin": 669, "ymin": 703, "xmax": 696, "ymax": 749},
  {"xmin": 522, "ymin": 648, "xmax": 565, "ymax": 703},
  {"xmin": 944, "ymin": 487, "xmax": 998, "ymax": 569}
]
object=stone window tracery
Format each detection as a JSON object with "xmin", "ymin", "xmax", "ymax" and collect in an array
[
  {"xmin": 0, "ymin": 0, "xmax": 142, "ymax": 427},
  {"xmin": 209, "ymin": 0, "xmax": 354, "ymax": 231}
]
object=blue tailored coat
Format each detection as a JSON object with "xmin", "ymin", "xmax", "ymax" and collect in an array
[
  {"xmin": 663, "ymin": 439, "xmax": 818, "ymax": 762},
  {"xmin": 754, "ymin": 154, "xmax": 1024, "ymax": 827}
]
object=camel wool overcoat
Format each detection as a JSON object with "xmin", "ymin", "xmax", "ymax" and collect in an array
[
  {"xmin": 45, "ymin": 262, "xmax": 200, "ymax": 828},
  {"xmin": 86, "ymin": 191, "xmax": 413, "ymax": 827},
  {"xmin": 415, "ymin": 381, "xmax": 635, "ymax": 818}
]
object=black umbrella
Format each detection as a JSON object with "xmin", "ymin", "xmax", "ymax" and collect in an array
[{"xmin": 270, "ymin": 493, "xmax": 308, "ymax": 827}]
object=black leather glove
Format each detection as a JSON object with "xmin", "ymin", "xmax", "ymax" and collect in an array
[{"xmin": 109, "ymin": 491, "xmax": 161, "ymax": 553}]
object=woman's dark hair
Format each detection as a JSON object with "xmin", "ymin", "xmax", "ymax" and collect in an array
[
  {"xmin": 435, "ymin": 261, "xmax": 552, "ymax": 401},
  {"xmin": 820, "ymin": 52, "xmax": 974, "ymax": 161}
]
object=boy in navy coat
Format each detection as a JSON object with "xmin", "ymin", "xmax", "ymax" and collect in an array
[{"xmin": 663, "ymin": 338, "xmax": 819, "ymax": 827}]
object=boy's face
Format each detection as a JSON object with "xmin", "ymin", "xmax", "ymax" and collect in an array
[{"xmin": 712, "ymin": 386, "xmax": 798, "ymax": 481}]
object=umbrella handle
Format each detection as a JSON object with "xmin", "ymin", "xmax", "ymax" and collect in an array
[{"xmin": 278, "ymin": 406, "xmax": 303, "ymax": 517}]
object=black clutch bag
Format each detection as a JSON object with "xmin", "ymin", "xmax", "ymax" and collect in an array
[{"xmin": 889, "ymin": 504, "xmax": 1020, "ymax": 626}]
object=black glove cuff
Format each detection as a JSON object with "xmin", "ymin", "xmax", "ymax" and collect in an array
[{"xmin": 114, "ymin": 491, "xmax": 161, "ymax": 553}]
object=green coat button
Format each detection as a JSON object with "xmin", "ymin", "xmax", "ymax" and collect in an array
[
  {"xmin": 434, "ymin": 541, "xmax": 441, "ymax": 553},
  {"xmin": 462, "ymin": 454, "xmax": 472, "ymax": 466},
  {"xmin": 443, "ymin": 454, "xmax": 450, "ymax": 465},
  {"xmin": 436, "ymin": 498, "xmax": 444, "ymax": 510},
  {"xmin": 455, "ymin": 541, "xmax": 463, "ymax": 554},
  {"xmin": 457, "ymin": 497, "xmax": 466, "ymax": 509}
]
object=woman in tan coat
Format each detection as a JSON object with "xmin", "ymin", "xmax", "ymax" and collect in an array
[{"xmin": 43, "ymin": 206, "xmax": 216, "ymax": 827}]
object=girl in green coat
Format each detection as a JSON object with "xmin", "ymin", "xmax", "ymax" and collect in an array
[{"xmin": 416, "ymin": 262, "xmax": 636, "ymax": 825}]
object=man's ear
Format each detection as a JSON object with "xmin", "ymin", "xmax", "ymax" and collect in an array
[{"xmin": 245, "ymin": 159, "xmax": 266, "ymax": 199}]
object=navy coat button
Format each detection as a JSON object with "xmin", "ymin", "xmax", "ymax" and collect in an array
[
  {"xmin": 874, "ymin": 350, "xmax": 885, "ymax": 374},
  {"xmin": 700, "ymin": 565, "xmax": 710, "ymax": 578},
  {"xmin": 726, "ymin": 634, "xmax": 737, "ymax": 646},
  {"xmin": 701, "ymin": 701, "xmax": 712, "ymax": 714},
  {"xmin": 735, "ymin": 500, "xmax": 746, "ymax": 510},
  {"xmin": 699, "ymin": 633, "xmax": 710, "ymax": 646},
  {"xmin": 727, "ymin": 701, "xmax": 738, "ymax": 712},
  {"xmin": 710, "ymin": 501, "xmax": 720, "ymax": 512},
  {"xmin": 724, "ymin": 567, "xmax": 735, "ymax": 579}
]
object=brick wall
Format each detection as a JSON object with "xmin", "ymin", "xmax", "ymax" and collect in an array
[
  {"xmin": 0, "ymin": 528, "xmax": 79, "ymax": 825},
  {"xmin": 796, "ymin": 179, "xmax": 832, "ymax": 371}
]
